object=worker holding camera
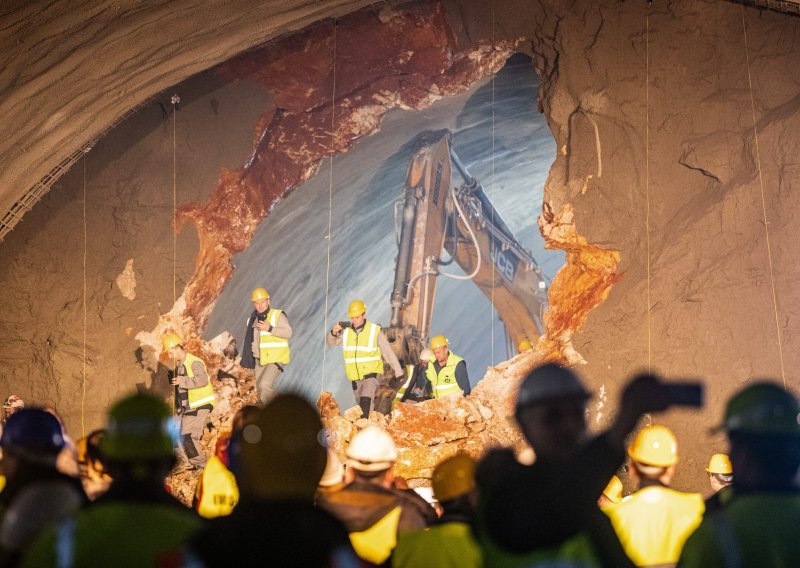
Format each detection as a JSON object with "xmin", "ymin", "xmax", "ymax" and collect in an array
[
  {"xmin": 327, "ymin": 299, "xmax": 403, "ymax": 418},
  {"xmin": 241, "ymin": 287, "xmax": 292, "ymax": 406}
]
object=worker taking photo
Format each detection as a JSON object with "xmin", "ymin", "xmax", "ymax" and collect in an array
[{"xmin": 327, "ymin": 299, "xmax": 403, "ymax": 418}]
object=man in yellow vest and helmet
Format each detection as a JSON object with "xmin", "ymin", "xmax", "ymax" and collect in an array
[
  {"xmin": 241, "ymin": 287, "xmax": 292, "ymax": 406},
  {"xmin": 605, "ymin": 424, "xmax": 704, "ymax": 567},
  {"xmin": 162, "ymin": 333, "xmax": 215, "ymax": 471},
  {"xmin": 427, "ymin": 335, "xmax": 470, "ymax": 398},
  {"xmin": 328, "ymin": 299, "xmax": 403, "ymax": 418}
]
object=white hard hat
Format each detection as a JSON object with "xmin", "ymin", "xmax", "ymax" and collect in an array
[
  {"xmin": 346, "ymin": 426, "xmax": 397, "ymax": 472},
  {"xmin": 419, "ymin": 348, "xmax": 434, "ymax": 362}
]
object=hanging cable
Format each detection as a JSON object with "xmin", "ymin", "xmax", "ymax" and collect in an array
[
  {"xmin": 741, "ymin": 6, "xmax": 786, "ymax": 388},
  {"xmin": 81, "ymin": 154, "xmax": 88, "ymax": 438},
  {"xmin": 171, "ymin": 94, "xmax": 180, "ymax": 305},
  {"xmin": 645, "ymin": 7, "xmax": 652, "ymax": 374},
  {"xmin": 490, "ymin": 0, "xmax": 497, "ymax": 365},
  {"xmin": 321, "ymin": 19, "xmax": 338, "ymax": 394},
  {"xmin": 170, "ymin": 93, "xmax": 180, "ymax": 416}
]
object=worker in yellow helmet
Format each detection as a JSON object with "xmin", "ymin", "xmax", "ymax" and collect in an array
[
  {"xmin": 392, "ymin": 453, "xmax": 482, "ymax": 567},
  {"xmin": 705, "ymin": 453, "xmax": 733, "ymax": 495},
  {"xmin": 518, "ymin": 339, "xmax": 533, "ymax": 354},
  {"xmin": 240, "ymin": 287, "xmax": 292, "ymax": 406},
  {"xmin": 162, "ymin": 333, "xmax": 215, "ymax": 472},
  {"xmin": 426, "ymin": 335, "xmax": 470, "ymax": 398},
  {"xmin": 604, "ymin": 424, "xmax": 704, "ymax": 567},
  {"xmin": 679, "ymin": 382, "xmax": 800, "ymax": 567},
  {"xmin": 327, "ymin": 300, "xmax": 403, "ymax": 418}
]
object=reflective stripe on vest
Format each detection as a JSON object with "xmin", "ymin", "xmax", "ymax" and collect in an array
[
  {"xmin": 184, "ymin": 353, "xmax": 216, "ymax": 409},
  {"xmin": 349, "ymin": 506, "xmax": 401, "ymax": 564},
  {"xmin": 425, "ymin": 352, "xmax": 464, "ymax": 398},
  {"xmin": 195, "ymin": 456, "xmax": 239, "ymax": 519},
  {"xmin": 342, "ymin": 322, "xmax": 383, "ymax": 381},
  {"xmin": 392, "ymin": 365, "xmax": 416, "ymax": 410},
  {"xmin": 258, "ymin": 309, "xmax": 290, "ymax": 365}
]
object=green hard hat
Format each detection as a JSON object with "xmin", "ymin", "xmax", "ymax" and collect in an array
[
  {"xmin": 721, "ymin": 382, "xmax": 800, "ymax": 436},
  {"xmin": 103, "ymin": 393, "xmax": 177, "ymax": 461}
]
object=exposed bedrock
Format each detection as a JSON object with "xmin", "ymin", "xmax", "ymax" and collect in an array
[{"xmin": 0, "ymin": 0, "xmax": 798, "ymax": 496}]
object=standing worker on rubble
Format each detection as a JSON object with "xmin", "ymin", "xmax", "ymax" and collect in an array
[
  {"xmin": 605, "ymin": 424, "xmax": 704, "ymax": 567},
  {"xmin": 328, "ymin": 299, "xmax": 403, "ymax": 418},
  {"xmin": 241, "ymin": 287, "xmax": 292, "ymax": 406},
  {"xmin": 426, "ymin": 335, "xmax": 470, "ymax": 398},
  {"xmin": 162, "ymin": 333, "xmax": 215, "ymax": 472}
]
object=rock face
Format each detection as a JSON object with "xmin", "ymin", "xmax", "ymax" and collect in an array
[{"xmin": 0, "ymin": 0, "xmax": 799, "ymax": 495}]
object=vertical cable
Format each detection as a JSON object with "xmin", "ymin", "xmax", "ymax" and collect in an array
[
  {"xmin": 321, "ymin": 20, "xmax": 338, "ymax": 393},
  {"xmin": 81, "ymin": 155, "xmax": 87, "ymax": 437},
  {"xmin": 741, "ymin": 6, "xmax": 786, "ymax": 387},
  {"xmin": 645, "ymin": 8, "xmax": 652, "ymax": 374},
  {"xmin": 171, "ymin": 95, "xmax": 179, "ymax": 305},
  {"xmin": 490, "ymin": 0, "xmax": 496, "ymax": 365}
]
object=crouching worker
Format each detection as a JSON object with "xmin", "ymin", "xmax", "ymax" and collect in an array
[{"xmin": 22, "ymin": 393, "xmax": 203, "ymax": 567}]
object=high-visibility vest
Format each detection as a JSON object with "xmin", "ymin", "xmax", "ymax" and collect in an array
[
  {"xmin": 342, "ymin": 321, "xmax": 384, "ymax": 381},
  {"xmin": 392, "ymin": 521, "xmax": 482, "ymax": 568},
  {"xmin": 26, "ymin": 501, "xmax": 202, "ymax": 567},
  {"xmin": 195, "ymin": 456, "xmax": 239, "ymax": 519},
  {"xmin": 605, "ymin": 485, "xmax": 704, "ymax": 567},
  {"xmin": 258, "ymin": 309, "xmax": 290, "ymax": 365},
  {"xmin": 183, "ymin": 353, "xmax": 216, "ymax": 410},
  {"xmin": 349, "ymin": 506, "xmax": 401, "ymax": 564},
  {"xmin": 392, "ymin": 365, "xmax": 416, "ymax": 410},
  {"xmin": 479, "ymin": 529, "xmax": 600, "ymax": 568},
  {"xmin": 425, "ymin": 352, "xmax": 464, "ymax": 398}
]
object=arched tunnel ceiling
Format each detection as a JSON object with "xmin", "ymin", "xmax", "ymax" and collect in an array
[
  {"xmin": 3, "ymin": 0, "xmax": 799, "ymax": 240},
  {"xmin": 0, "ymin": 0, "xmax": 382, "ymax": 236}
]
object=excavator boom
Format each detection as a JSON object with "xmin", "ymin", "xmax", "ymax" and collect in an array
[{"xmin": 386, "ymin": 130, "xmax": 547, "ymax": 364}]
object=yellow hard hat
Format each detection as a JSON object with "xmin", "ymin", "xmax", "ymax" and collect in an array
[
  {"xmin": 348, "ymin": 299, "xmax": 366, "ymax": 317},
  {"xmin": 161, "ymin": 333, "xmax": 182, "ymax": 352},
  {"xmin": 603, "ymin": 475, "xmax": 623, "ymax": 503},
  {"xmin": 103, "ymin": 393, "xmax": 175, "ymax": 462},
  {"xmin": 518, "ymin": 339, "xmax": 533, "ymax": 352},
  {"xmin": 628, "ymin": 424, "xmax": 678, "ymax": 467},
  {"xmin": 432, "ymin": 453, "xmax": 476, "ymax": 503},
  {"xmin": 251, "ymin": 287, "xmax": 270, "ymax": 302},
  {"xmin": 430, "ymin": 335, "xmax": 449, "ymax": 350},
  {"xmin": 706, "ymin": 453, "xmax": 732, "ymax": 474}
]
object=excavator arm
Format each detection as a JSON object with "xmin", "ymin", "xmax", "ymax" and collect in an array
[{"xmin": 385, "ymin": 130, "xmax": 548, "ymax": 365}]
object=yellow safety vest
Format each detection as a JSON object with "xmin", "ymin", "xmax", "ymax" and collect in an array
[
  {"xmin": 605, "ymin": 485, "xmax": 704, "ymax": 567},
  {"xmin": 342, "ymin": 321, "xmax": 384, "ymax": 381},
  {"xmin": 349, "ymin": 506, "xmax": 401, "ymax": 564},
  {"xmin": 258, "ymin": 309, "xmax": 291, "ymax": 365},
  {"xmin": 195, "ymin": 456, "xmax": 239, "ymax": 519},
  {"xmin": 392, "ymin": 365, "xmax": 416, "ymax": 410},
  {"xmin": 393, "ymin": 521, "xmax": 482, "ymax": 568},
  {"xmin": 183, "ymin": 353, "xmax": 216, "ymax": 410},
  {"xmin": 425, "ymin": 352, "xmax": 464, "ymax": 398}
]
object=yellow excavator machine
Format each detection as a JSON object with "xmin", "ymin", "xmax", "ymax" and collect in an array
[{"xmin": 385, "ymin": 129, "xmax": 548, "ymax": 366}]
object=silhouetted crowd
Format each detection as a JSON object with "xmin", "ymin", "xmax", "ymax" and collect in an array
[{"xmin": 0, "ymin": 363, "xmax": 798, "ymax": 567}]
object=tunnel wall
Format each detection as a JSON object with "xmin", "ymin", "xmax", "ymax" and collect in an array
[{"xmin": 0, "ymin": 0, "xmax": 798, "ymax": 494}]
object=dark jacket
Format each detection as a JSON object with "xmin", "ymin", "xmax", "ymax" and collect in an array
[
  {"xmin": 317, "ymin": 480, "xmax": 431, "ymax": 534},
  {"xmin": 190, "ymin": 498, "xmax": 356, "ymax": 567}
]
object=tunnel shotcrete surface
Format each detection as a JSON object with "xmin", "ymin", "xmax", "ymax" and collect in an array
[{"xmin": 0, "ymin": 0, "xmax": 799, "ymax": 500}]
